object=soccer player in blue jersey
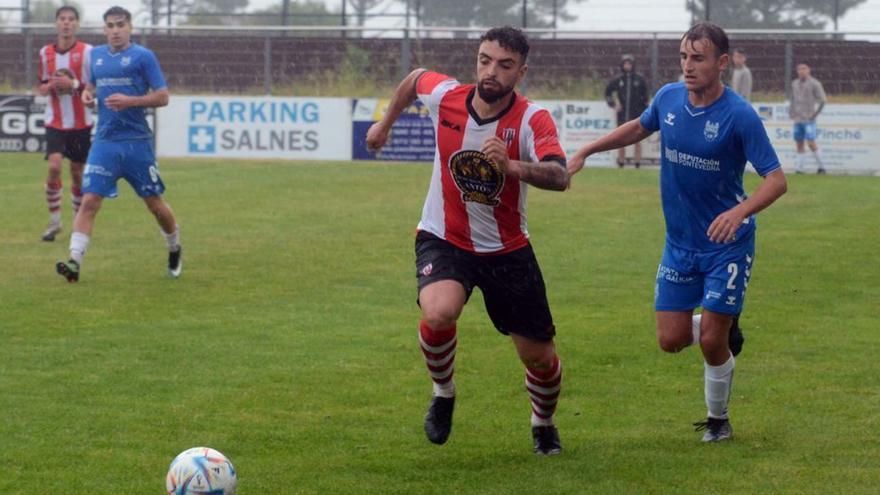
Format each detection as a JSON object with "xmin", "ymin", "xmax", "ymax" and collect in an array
[
  {"xmin": 567, "ymin": 23, "xmax": 787, "ymax": 442},
  {"xmin": 56, "ymin": 6, "xmax": 181, "ymax": 282}
]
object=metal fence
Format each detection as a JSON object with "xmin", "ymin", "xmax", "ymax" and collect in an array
[{"xmin": 3, "ymin": 25, "xmax": 879, "ymax": 97}]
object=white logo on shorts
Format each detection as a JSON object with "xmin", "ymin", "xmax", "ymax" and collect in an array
[{"xmin": 420, "ymin": 263, "xmax": 433, "ymax": 277}]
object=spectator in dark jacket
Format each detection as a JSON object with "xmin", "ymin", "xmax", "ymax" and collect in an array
[{"xmin": 605, "ymin": 54, "xmax": 650, "ymax": 168}]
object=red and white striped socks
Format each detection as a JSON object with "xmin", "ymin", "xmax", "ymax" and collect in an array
[
  {"xmin": 526, "ymin": 355, "xmax": 562, "ymax": 427},
  {"xmin": 418, "ymin": 320, "xmax": 457, "ymax": 398},
  {"xmin": 71, "ymin": 185, "xmax": 82, "ymax": 215},
  {"xmin": 46, "ymin": 181, "xmax": 82, "ymax": 224},
  {"xmin": 46, "ymin": 180, "xmax": 62, "ymax": 226}
]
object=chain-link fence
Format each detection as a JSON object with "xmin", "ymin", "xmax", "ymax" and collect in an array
[{"xmin": 3, "ymin": 25, "xmax": 879, "ymax": 98}]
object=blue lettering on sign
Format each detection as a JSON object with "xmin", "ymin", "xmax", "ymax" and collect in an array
[
  {"xmin": 565, "ymin": 118, "xmax": 612, "ymax": 130},
  {"xmin": 189, "ymin": 100, "xmax": 321, "ymax": 124}
]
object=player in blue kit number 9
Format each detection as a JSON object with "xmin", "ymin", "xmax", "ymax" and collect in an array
[
  {"xmin": 55, "ymin": 6, "xmax": 182, "ymax": 282},
  {"xmin": 567, "ymin": 23, "xmax": 787, "ymax": 442}
]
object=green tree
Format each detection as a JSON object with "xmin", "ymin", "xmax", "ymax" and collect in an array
[
  {"xmin": 348, "ymin": 0, "xmax": 385, "ymax": 27},
  {"xmin": 685, "ymin": 0, "xmax": 867, "ymax": 29},
  {"xmin": 245, "ymin": 0, "xmax": 341, "ymax": 26},
  {"xmin": 412, "ymin": 0, "xmax": 584, "ymax": 28},
  {"xmin": 141, "ymin": 0, "xmax": 249, "ymax": 26},
  {"xmin": 29, "ymin": 0, "xmax": 85, "ymax": 23}
]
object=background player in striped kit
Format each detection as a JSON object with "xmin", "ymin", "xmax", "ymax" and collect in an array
[
  {"xmin": 35, "ymin": 6, "xmax": 92, "ymax": 241},
  {"xmin": 568, "ymin": 23, "xmax": 787, "ymax": 442},
  {"xmin": 366, "ymin": 26, "xmax": 570, "ymax": 455}
]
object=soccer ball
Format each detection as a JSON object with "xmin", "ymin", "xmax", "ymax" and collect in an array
[{"xmin": 166, "ymin": 447, "xmax": 237, "ymax": 495}]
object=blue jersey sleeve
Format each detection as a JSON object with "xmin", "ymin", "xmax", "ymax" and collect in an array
[
  {"xmin": 142, "ymin": 49, "xmax": 167, "ymax": 91},
  {"xmin": 737, "ymin": 105, "xmax": 781, "ymax": 176},
  {"xmin": 640, "ymin": 83, "xmax": 677, "ymax": 133},
  {"xmin": 639, "ymin": 94, "xmax": 661, "ymax": 132}
]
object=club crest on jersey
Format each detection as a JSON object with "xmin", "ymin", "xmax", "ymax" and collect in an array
[
  {"xmin": 448, "ymin": 150, "xmax": 505, "ymax": 206},
  {"xmin": 502, "ymin": 128, "xmax": 516, "ymax": 148},
  {"xmin": 72, "ymin": 53, "xmax": 81, "ymax": 63},
  {"xmin": 121, "ymin": 56, "xmax": 131, "ymax": 67},
  {"xmin": 704, "ymin": 120, "xmax": 720, "ymax": 141}
]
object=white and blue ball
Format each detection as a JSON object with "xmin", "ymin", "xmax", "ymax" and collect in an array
[{"xmin": 166, "ymin": 447, "xmax": 237, "ymax": 495}]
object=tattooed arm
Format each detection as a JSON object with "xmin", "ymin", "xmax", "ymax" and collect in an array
[{"xmin": 482, "ymin": 137, "xmax": 570, "ymax": 191}]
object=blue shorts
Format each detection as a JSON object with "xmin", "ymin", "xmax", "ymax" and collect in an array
[
  {"xmin": 793, "ymin": 122, "xmax": 817, "ymax": 142},
  {"xmin": 82, "ymin": 139, "xmax": 165, "ymax": 198},
  {"xmin": 654, "ymin": 232, "xmax": 755, "ymax": 315}
]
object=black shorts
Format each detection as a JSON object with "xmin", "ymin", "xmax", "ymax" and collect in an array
[
  {"xmin": 45, "ymin": 127, "xmax": 92, "ymax": 163},
  {"xmin": 414, "ymin": 230, "xmax": 556, "ymax": 342}
]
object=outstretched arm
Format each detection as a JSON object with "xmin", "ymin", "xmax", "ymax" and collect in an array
[
  {"xmin": 567, "ymin": 119, "xmax": 653, "ymax": 175},
  {"xmin": 707, "ymin": 168, "xmax": 787, "ymax": 243},
  {"xmin": 366, "ymin": 69, "xmax": 427, "ymax": 152}
]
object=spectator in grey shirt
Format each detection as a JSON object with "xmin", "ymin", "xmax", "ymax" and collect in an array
[
  {"xmin": 730, "ymin": 48, "xmax": 752, "ymax": 101},
  {"xmin": 790, "ymin": 62, "xmax": 827, "ymax": 174}
]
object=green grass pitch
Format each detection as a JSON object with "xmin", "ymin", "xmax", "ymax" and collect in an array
[{"xmin": 1, "ymin": 152, "xmax": 878, "ymax": 493}]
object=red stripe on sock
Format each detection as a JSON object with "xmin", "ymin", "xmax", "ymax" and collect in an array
[
  {"xmin": 419, "ymin": 320, "xmax": 457, "ymax": 387},
  {"xmin": 525, "ymin": 355, "xmax": 562, "ymax": 420}
]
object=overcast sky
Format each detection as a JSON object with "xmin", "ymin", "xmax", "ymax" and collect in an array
[{"xmin": 9, "ymin": 0, "xmax": 880, "ymax": 32}]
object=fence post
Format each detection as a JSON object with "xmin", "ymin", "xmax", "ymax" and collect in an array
[
  {"xmin": 25, "ymin": 28, "xmax": 33, "ymax": 92},
  {"xmin": 784, "ymin": 39, "xmax": 793, "ymax": 100},
  {"xmin": 264, "ymin": 35, "xmax": 273, "ymax": 95},
  {"xmin": 650, "ymin": 32, "xmax": 659, "ymax": 92}
]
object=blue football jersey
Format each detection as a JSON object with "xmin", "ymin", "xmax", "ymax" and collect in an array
[
  {"xmin": 89, "ymin": 43, "xmax": 167, "ymax": 141},
  {"xmin": 640, "ymin": 83, "xmax": 780, "ymax": 252}
]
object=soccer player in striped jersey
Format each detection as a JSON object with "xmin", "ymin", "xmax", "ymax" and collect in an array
[
  {"xmin": 55, "ymin": 6, "xmax": 181, "ymax": 282},
  {"xmin": 35, "ymin": 6, "xmax": 92, "ymax": 241},
  {"xmin": 568, "ymin": 23, "xmax": 787, "ymax": 442},
  {"xmin": 366, "ymin": 26, "xmax": 570, "ymax": 455}
]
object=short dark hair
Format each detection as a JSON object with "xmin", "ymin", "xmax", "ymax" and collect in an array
[
  {"xmin": 55, "ymin": 5, "xmax": 79, "ymax": 20},
  {"xmin": 103, "ymin": 6, "xmax": 132, "ymax": 22},
  {"xmin": 733, "ymin": 47, "xmax": 746, "ymax": 56},
  {"xmin": 480, "ymin": 26, "xmax": 530, "ymax": 63},
  {"xmin": 682, "ymin": 22, "xmax": 729, "ymax": 58}
]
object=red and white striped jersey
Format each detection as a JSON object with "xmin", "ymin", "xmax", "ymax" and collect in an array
[
  {"xmin": 415, "ymin": 71, "xmax": 565, "ymax": 254},
  {"xmin": 38, "ymin": 41, "xmax": 93, "ymax": 130}
]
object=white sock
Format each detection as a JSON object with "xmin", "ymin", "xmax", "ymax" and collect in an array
[
  {"xmin": 796, "ymin": 152, "xmax": 806, "ymax": 172},
  {"xmin": 69, "ymin": 231, "xmax": 90, "ymax": 264},
  {"xmin": 433, "ymin": 381, "xmax": 455, "ymax": 398},
  {"xmin": 691, "ymin": 313, "xmax": 702, "ymax": 347},
  {"xmin": 705, "ymin": 354, "xmax": 735, "ymax": 419},
  {"xmin": 531, "ymin": 412, "xmax": 555, "ymax": 427},
  {"xmin": 162, "ymin": 225, "xmax": 180, "ymax": 252},
  {"xmin": 812, "ymin": 149, "xmax": 824, "ymax": 167},
  {"xmin": 50, "ymin": 211, "xmax": 61, "ymax": 226}
]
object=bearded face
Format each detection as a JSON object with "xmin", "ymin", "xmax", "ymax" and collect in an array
[
  {"xmin": 475, "ymin": 40, "xmax": 527, "ymax": 105},
  {"xmin": 477, "ymin": 77, "xmax": 515, "ymax": 104}
]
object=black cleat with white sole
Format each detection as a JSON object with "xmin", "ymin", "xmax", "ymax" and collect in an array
[
  {"xmin": 424, "ymin": 395, "xmax": 454, "ymax": 445},
  {"xmin": 694, "ymin": 417, "xmax": 733, "ymax": 442},
  {"xmin": 56, "ymin": 259, "xmax": 80, "ymax": 283},
  {"xmin": 42, "ymin": 223, "xmax": 62, "ymax": 242},
  {"xmin": 168, "ymin": 247, "xmax": 182, "ymax": 278},
  {"xmin": 532, "ymin": 425, "xmax": 563, "ymax": 455}
]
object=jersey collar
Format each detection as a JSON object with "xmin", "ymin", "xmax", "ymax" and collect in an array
[
  {"xmin": 683, "ymin": 86, "xmax": 728, "ymax": 117},
  {"xmin": 466, "ymin": 87, "xmax": 518, "ymax": 126}
]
